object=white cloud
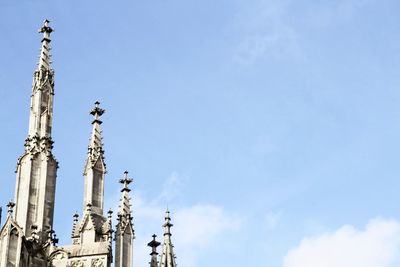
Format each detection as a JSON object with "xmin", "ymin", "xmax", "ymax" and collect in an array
[
  {"xmin": 134, "ymin": 201, "xmax": 242, "ymax": 267},
  {"xmin": 130, "ymin": 172, "xmax": 242, "ymax": 267},
  {"xmin": 283, "ymin": 218, "xmax": 400, "ymax": 267},
  {"xmin": 173, "ymin": 205, "xmax": 242, "ymax": 267},
  {"xmin": 174, "ymin": 204, "xmax": 241, "ymax": 248}
]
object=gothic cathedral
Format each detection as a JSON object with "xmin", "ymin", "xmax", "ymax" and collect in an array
[{"xmin": 0, "ymin": 20, "xmax": 178, "ymax": 267}]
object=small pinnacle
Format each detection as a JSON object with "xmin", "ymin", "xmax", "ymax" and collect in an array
[
  {"xmin": 53, "ymin": 234, "xmax": 59, "ymax": 245},
  {"xmin": 148, "ymin": 234, "xmax": 161, "ymax": 250},
  {"xmin": 6, "ymin": 201, "xmax": 15, "ymax": 214},
  {"xmin": 73, "ymin": 212, "xmax": 79, "ymax": 223}
]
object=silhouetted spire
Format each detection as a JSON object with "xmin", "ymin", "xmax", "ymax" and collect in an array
[{"xmin": 148, "ymin": 234, "xmax": 161, "ymax": 267}]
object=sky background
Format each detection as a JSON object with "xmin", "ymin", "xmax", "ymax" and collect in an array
[{"xmin": 1, "ymin": 0, "xmax": 400, "ymax": 266}]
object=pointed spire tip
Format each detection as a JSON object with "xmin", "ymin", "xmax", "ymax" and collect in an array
[
  {"xmin": 119, "ymin": 171, "xmax": 133, "ymax": 192},
  {"xmin": 39, "ymin": 19, "xmax": 53, "ymax": 36},
  {"xmin": 90, "ymin": 101, "xmax": 105, "ymax": 124}
]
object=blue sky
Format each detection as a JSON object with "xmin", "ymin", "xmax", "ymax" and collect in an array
[{"xmin": 1, "ymin": 0, "xmax": 400, "ymax": 266}]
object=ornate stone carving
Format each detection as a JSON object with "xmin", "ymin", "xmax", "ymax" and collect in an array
[
  {"xmin": 91, "ymin": 258, "xmax": 104, "ymax": 267},
  {"xmin": 70, "ymin": 259, "xmax": 87, "ymax": 267},
  {"xmin": 24, "ymin": 135, "xmax": 54, "ymax": 156}
]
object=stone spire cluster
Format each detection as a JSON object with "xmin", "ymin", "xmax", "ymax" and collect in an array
[
  {"xmin": 0, "ymin": 20, "xmax": 180, "ymax": 267},
  {"xmin": 145, "ymin": 210, "xmax": 178, "ymax": 267}
]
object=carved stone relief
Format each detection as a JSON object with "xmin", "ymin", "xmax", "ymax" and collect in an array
[{"xmin": 91, "ymin": 258, "xmax": 104, "ymax": 267}]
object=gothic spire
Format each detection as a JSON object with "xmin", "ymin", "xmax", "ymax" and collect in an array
[
  {"xmin": 14, "ymin": 20, "xmax": 58, "ymax": 241},
  {"xmin": 83, "ymin": 101, "xmax": 106, "ymax": 214},
  {"xmin": 148, "ymin": 234, "xmax": 161, "ymax": 267},
  {"xmin": 27, "ymin": 19, "xmax": 55, "ymax": 141},
  {"xmin": 87, "ymin": 101, "xmax": 106, "ymax": 167},
  {"xmin": 115, "ymin": 171, "xmax": 135, "ymax": 267},
  {"xmin": 159, "ymin": 210, "xmax": 178, "ymax": 267}
]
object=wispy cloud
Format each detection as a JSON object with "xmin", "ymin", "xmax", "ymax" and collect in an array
[
  {"xmin": 156, "ymin": 171, "xmax": 183, "ymax": 203},
  {"xmin": 265, "ymin": 210, "xmax": 283, "ymax": 230},
  {"xmin": 231, "ymin": 0, "xmax": 375, "ymax": 65},
  {"xmin": 283, "ymin": 218, "xmax": 400, "ymax": 267},
  {"xmin": 234, "ymin": 29, "xmax": 298, "ymax": 65},
  {"xmin": 232, "ymin": 0, "xmax": 300, "ymax": 65}
]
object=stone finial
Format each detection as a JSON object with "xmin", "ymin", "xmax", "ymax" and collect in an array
[
  {"xmin": 6, "ymin": 201, "xmax": 15, "ymax": 216},
  {"xmin": 163, "ymin": 210, "xmax": 173, "ymax": 234},
  {"xmin": 39, "ymin": 19, "xmax": 53, "ymax": 41},
  {"xmin": 73, "ymin": 212, "xmax": 79, "ymax": 224},
  {"xmin": 148, "ymin": 234, "xmax": 161, "ymax": 267},
  {"xmin": 52, "ymin": 234, "xmax": 59, "ymax": 245},
  {"xmin": 148, "ymin": 234, "xmax": 161, "ymax": 253},
  {"xmin": 119, "ymin": 171, "xmax": 133, "ymax": 192},
  {"xmin": 90, "ymin": 101, "xmax": 105, "ymax": 124}
]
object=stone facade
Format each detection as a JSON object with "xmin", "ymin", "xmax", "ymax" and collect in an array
[{"xmin": 0, "ymin": 20, "xmax": 178, "ymax": 267}]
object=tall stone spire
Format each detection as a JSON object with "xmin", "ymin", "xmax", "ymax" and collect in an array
[
  {"xmin": 14, "ymin": 19, "xmax": 58, "ymax": 240},
  {"xmin": 115, "ymin": 171, "xmax": 135, "ymax": 267},
  {"xmin": 159, "ymin": 210, "xmax": 178, "ymax": 267},
  {"xmin": 28, "ymin": 19, "xmax": 55, "ymax": 139},
  {"xmin": 67, "ymin": 103, "xmax": 112, "ymax": 266},
  {"xmin": 83, "ymin": 101, "xmax": 106, "ymax": 214},
  {"xmin": 147, "ymin": 234, "xmax": 161, "ymax": 267}
]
